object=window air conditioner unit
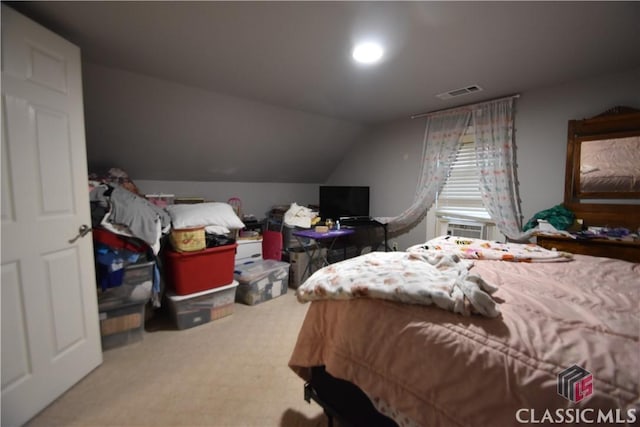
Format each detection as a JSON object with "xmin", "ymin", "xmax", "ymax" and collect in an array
[{"xmin": 446, "ymin": 220, "xmax": 486, "ymax": 240}]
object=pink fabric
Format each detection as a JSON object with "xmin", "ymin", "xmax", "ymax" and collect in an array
[{"xmin": 289, "ymin": 255, "xmax": 640, "ymax": 427}]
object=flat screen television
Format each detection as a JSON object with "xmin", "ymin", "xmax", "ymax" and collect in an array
[{"xmin": 319, "ymin": 186, "xmax": 370, "ymax": 221}]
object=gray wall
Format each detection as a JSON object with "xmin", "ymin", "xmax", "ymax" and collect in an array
[
  {"xmin": 134, "ymin": 180, "xmax": 318, "ymax": 220},
  {"xmin": 98, "ymin": 66, "xmax": 639, "ymax": 244},
  {"xmin": 82, "ymin": 63, "xmax": 366, "ymax": 183},
  {"xmin": 82, "ymin": 62, "xmax": 359, "ymax": 221},
  {"xmin": 326, "ymin": 119, "xmax": 427, "ymax": 248},
  {"xmin": 327, "ymin": 67, "xmax": 640, "ymax": 250}
]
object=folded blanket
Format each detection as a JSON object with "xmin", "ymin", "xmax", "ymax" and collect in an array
[
  {"xmin": 296, "ymin": 251, "xmax": 500, "ymax": 317},
  {"xmin": 284, "ymin": 202, "xmax": 317, "ymax": 229},
  {"xmin": 408, "ymin": 235, "xmax": 573, "ymax": 262}
]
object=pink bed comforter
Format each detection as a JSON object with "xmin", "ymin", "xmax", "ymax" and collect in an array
[{"xmin": 288, "ymin": 254, "xmax": 640, "ymax": 427}]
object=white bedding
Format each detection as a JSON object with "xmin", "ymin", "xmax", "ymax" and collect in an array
[
  {"xmin": 407, "ymin": 235, "xmax": 573, "ymax": 262},
  {"xmin": 296, "ymin": 236, "xmax": 577, "ymax": 320},
  {"xmin": 296, "ymin": 250, "xmax": 501, "ymax": 317}
]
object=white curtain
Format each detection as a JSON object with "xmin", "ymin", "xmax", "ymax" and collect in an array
[
  {"xmin": 376, "ymin": 110, "xmax": 471, "ymax": 234},
  {"xmin": 377, "ymin": 96, "xmax": 527, "ymax": 240},
  {"xmin": 473, "ymin": 98, "xmax": 528, "ymax": 240}
]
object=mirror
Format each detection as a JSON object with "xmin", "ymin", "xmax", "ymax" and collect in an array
[
  {"xmin": 565, "ymin": 106, "xmax": 640, "ymax": 201},
  {"xmin": 577, "ymin": 135, "xmax": 640, "ymax": 196},
  {"xmin": 564, "ymin": 106, "xmax": 640, "ymax": 230}
]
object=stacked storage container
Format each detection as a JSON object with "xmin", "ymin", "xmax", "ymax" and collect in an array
[
  {"xmin": 234, "ymin": 259, "xmax": 290, "ymax": 305},
  {"xmin": 164, "ymin": 243, "xmax": 239, "ymax": 329},
  {"xmin": 98, "ymin": 260, "xmax": 155, "ymax": 350},
  {"xmin": 165, "ymin": 281, "xmax": 238, "ymax": 330}
]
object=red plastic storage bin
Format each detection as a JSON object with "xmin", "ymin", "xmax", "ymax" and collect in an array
[{"xmin": 164, "ymin": 243, "xmax": 238, "ymax": 295}]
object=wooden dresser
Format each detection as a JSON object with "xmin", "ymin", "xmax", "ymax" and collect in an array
[
  {"xmin": 536, "ymin": 235, "xmax": 640, "ymax": 263},
  {"xmin": 554, "ymin": 107, "xmax": 640, "ymax": 264}
]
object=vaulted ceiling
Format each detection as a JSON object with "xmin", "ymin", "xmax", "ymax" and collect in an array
[{"xmin": 7, "ymin": 1, "xmax": 640, "ymax": 182}]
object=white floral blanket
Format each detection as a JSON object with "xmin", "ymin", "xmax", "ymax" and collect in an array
[
  {"xmin": 407, "ymin": 235, "xmax": 573, "ymax": 262},
  {"xmin": 296, "ymin": 251, "xmax": 501, "ymax": 317}
]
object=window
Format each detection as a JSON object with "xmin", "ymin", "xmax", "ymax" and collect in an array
[{"xmin": 436, "ymin": 127, "xmax": 491, "ymax": 221}]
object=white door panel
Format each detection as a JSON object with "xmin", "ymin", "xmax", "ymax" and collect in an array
[
  {"xmin": 1, "ymin": 6, "xmax": 102, "ymax": 426},
  {"xmin": 1, "ymin": 261, "xmax": 30, "ymax": 391}
]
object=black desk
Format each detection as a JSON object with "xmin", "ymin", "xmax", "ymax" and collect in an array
[{"xmin": 339, "ymin": 218, "xmax": 389, "ymax": 252}]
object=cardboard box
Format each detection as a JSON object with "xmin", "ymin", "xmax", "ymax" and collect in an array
[{"xmin": 288, "ymin": 249, "xmax": 326, "ymax": 289}]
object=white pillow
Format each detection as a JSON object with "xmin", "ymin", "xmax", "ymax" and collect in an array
[{"xmin": 166, "ymin": 202, "xmax": 245, "ymax": 230}]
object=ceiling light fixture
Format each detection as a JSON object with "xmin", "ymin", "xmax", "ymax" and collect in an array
[{"xmin": 352, "ymin": 42, "xmax": 384, "ymax": 64}]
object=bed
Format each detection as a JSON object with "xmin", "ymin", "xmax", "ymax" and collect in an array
[{"xmin": 288, "ymin": 237, "xmax": 639, "ymax": 427}]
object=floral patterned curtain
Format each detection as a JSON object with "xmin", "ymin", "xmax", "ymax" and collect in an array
[
  {"xmin": 473, "ymin": 98, "xmax": 527, "ymax": 240},
  {"xmin": 376, "ymin": 110, "xmax": 471, "ymax": 234}
]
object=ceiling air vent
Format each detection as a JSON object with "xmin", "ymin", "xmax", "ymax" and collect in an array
[{"xmin": 436, "ymin": 85, "xmax": 483, "ymax": 100}]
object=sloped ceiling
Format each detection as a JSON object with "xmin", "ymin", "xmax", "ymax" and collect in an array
[{"xmin": 7, "ymin": 1, "xmax": 640, "ymax": 182}]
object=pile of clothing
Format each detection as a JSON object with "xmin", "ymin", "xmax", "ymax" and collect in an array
[{"xmin": 90, "ymin": 177, "xmax": 170, "ymax": 307}]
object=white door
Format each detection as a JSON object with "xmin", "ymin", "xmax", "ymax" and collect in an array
[{"xmin": 1, "ymin": 6, "xmax": 102, "ymax": 426}]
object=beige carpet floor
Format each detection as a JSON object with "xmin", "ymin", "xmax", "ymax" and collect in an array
[{"xmin": 25, "ymin": 291, "xmax": 327, "ymax": 427}]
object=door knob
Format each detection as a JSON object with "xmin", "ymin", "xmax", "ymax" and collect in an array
[{"xmin": 69, "ymin": 224, "xmax": 91, "ymax": 244}]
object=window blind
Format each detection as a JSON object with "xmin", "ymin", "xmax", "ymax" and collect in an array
[{"xmin": 436, "ymin": 137, "xmax": 491, "ymax": 220}]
